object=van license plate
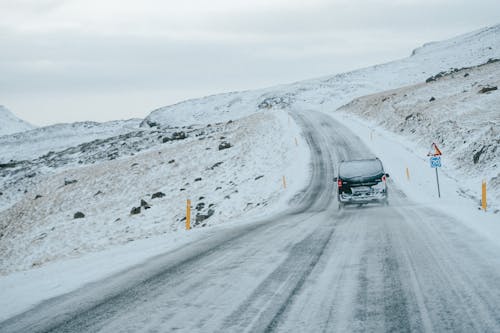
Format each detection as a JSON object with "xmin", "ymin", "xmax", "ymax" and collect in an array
[{"xmin": 352, "ymin": 186, "xmax": 370, "ymax": 193}]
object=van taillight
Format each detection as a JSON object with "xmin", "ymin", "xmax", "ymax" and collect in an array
[
  {"xmin": 381, "ymin": 175, "xmax": 386, "ymax": 182},
  {"xmin": 337, "ymin": 179, "xmax": 342, "ymax": 188}
]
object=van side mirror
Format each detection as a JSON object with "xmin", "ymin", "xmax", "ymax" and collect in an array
[
  {"xmin": 333, "ymin": 177, "xmax": 338, "ymax": 182},
  {"xmin": 385, "ymin": 173, "xmax": 390, "ymax": 178}
]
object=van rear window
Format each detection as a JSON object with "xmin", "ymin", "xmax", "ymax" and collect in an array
[{"xmin": 339, "ymin": 159, "xmax": 383, "ymax": 178}]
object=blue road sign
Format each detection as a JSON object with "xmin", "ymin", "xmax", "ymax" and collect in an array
[{"xmin": 430, "ymin": 156, "xmax": 442, "ymax": 168}]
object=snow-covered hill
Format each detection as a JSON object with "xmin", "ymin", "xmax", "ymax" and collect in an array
[
  {"xmin": 143, "ymin": 25, "xmax": 500, "ymax": 128},
  {"xmin": 0, "ymin": 106, "xmax": 35, "ymax": 137},
  {"xmin": 0, "ymin": 119, "xmax": 142, "ymax": 163},
  {"xmin": 0, "ymin": 110, "xmax": 307, "ymax": 274}
]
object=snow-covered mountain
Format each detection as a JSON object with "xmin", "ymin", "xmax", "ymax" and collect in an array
[
  {"xmin": 0, "ymin": 106, "xmax": 35, "ymax": 137},
  {"xmin": 0, "ymin": 119, "xmax": 142, "ymax": 163},
  {"xmin": 0, "ymin": 24, "xmax": 499, "ymax": 276},
  {"xmin": 143, "ymin": 24, "xmax": 500, "ymax": 128}
]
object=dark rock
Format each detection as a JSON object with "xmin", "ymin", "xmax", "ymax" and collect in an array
[
  {"xmin": 130, "ymin": 207, "xmax": 141, "ymax": 215},
  {"xmin": 34, "ymin": 194, "xmax": 42, "ymax": 200},
  {"xmin": 74, "ymin": 212, "xmax": 85, "ymax": 219},
  {"xmin": 64, "ymin": 179, "xmax": 77, "ymax": 186},
  {"xmin": 141, "ymin": 199, "xmax": 151, "ymax": 209},
  {"xmin": 0, "ymin": 162, "xmax": 17, "ymax": 169},
  {"xmin": 143, "ymin": 120, "xmax": 159, "ymax": 128},
  {"xmin": 215, "ymin": 187, "xmax": 222, "ymax": 191},
  {"xmin": 180, "ymin": 188, "xmax": 186, "ymax": 191},
  {"xmin": 131, "ymin": 163, "xmax": 139, "ymax": 167},
  {"xmin": 26, "ymin": 173, "xmax": 36, "ymax": 178},
  {"xmin": 152, "ymin": 192, "xmax": 166, "ymax": 199},
  {"xmin": 199, "ymin": 196, "xmax": 205, "ymax": 200},
  {"xmin": 196, "ymin": 202, "xmax": 205, "ymax": 211},
  {"xmin": 255, "ymin": 175, "xmax": 264, "ymax": 180},
  {"xmin": 168, "ymin": 159, "xmax": 175, "ymax": 164},
  {"xmin": 94, "ymin": 190, "xmax": 104, "ymax": 196},
  {"xmin": 464, "ymin": 73, "xmax": 469, "ymax": 77},
  {"xmin": 258, "ymin": 96, "xmax": 292, "ymax": 109},
  {"xmin": 219, "ymin": 141, "xmax": 232, "ymax": 150},
  {"xmin": 473, "ymin": 146, "xmax": 486, "ymax": 164},
  {"xmin": 195, "ymin": 209, "xmax": 215, "ymax": 224},
  {"xmin": 162, "ymin": 137, "xmax": 171, "ymax": 143},
  {"xmin": 172, "ymin": 131, "xmax": 187, "ymax": 140},
  {"xmin": 429, "ymin": 97, "xmax": 436, "ymax": 102},
  {"xmin": 210, "ymin": 162, "xmax": 223, "ymax": 170},
  {"xmin": 194, "ymin": 177, "xmax": 202, "ymax": 182},
  {"xmin": 478, "ymin": 86, "xmax": 497, "ymax": 94},
  {"xmin": 0, "ymin": 192, "xmax": 2, "ymax": 196}
]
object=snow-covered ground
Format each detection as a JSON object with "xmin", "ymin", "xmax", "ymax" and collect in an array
[
  {"xmin": 0, "ymin": 105, "xmax": 35, "ymax": 137},
  {"xmin": 0, "ymin": 110, "xmax": 309, "ymax": 274}
]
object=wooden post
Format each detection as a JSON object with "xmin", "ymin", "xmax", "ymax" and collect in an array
[
  {"xmin": 186, "ymin": 199, "xmax": 191, "ymax": 230},
  {"xmin": 482, "ymin": 180, "xmax": 487, "ymax": 211}
]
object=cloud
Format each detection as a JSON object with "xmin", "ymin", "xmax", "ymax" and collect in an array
[{"xmin": 0, "ymin": 0, "xmax": 499, "ymax": 124}]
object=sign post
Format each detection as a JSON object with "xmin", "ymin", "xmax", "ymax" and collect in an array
[{"xmin": 428, "ymin": 143, "xmax": 442, "ymax": 198}]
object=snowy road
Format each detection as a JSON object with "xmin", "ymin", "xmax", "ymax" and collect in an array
[{"xmin": 2, "ymin": 110, "xmax": 500, "ymax": 332}]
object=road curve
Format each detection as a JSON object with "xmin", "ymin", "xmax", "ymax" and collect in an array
[{"xmin": 2, "ymin": 109, "xmax": 500, "ymax": 332}]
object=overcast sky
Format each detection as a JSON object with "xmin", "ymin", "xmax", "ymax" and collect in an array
[{"xmin": 1, "ymin": 0, "xmax": 499, "ymax": 125}]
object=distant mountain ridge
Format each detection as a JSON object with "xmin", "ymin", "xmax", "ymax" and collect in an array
[{"xmin": 0, "ymin": 105, "xmax": 36, "ymax": 137}]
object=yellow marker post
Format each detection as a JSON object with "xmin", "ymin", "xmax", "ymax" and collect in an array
[
  {"xmin": 482, "ymin": 180, "xmax": 487, "ymax": 211},
  {"xmin": 406, "ymin": 167, "xmax": 410, "ymax": 181},
  {"xmin": 282, "ymin": 176, "xmax": 287, "ymax": 189},
  {"xmin": 186, "ymin": 199, "xmax": 191, "ymax": 230}
]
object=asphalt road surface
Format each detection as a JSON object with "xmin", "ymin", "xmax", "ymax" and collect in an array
[{"xmin": 2, "ymin": 110, "xmax": 500, "ymax": 332}]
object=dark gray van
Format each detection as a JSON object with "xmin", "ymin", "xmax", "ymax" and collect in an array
[{"xmin": 334, "ymin": 158, "xmax": 389, "ymax": 209}]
